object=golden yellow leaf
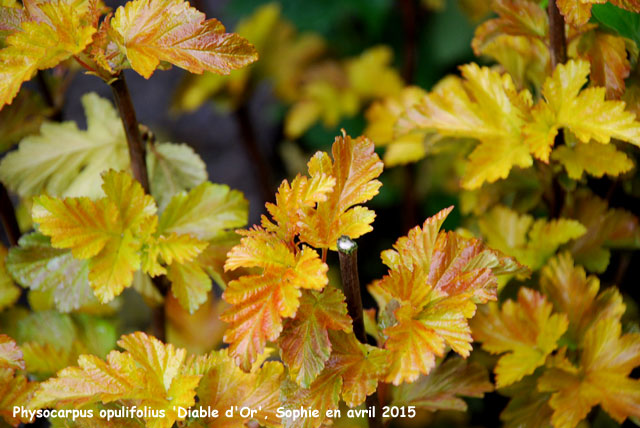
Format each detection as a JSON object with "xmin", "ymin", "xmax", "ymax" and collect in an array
[
  {"xmin": 405, "ymin": 65, "xmax": 534, "ymax": 188},
  {"xmin": 538, "ymin": 318, "xmax": 640, "ymax": 428},
  {"xmin": 524, "ymin": 59, "xmax": 640, "ymax": 161},
  {"xmin": 471, "ymin": 288, "xmax": 568, "ymax": 388},
  {"xmin": 552, "ymin": 140, "xmax": 633, "ymax": 179},
  {"xmin": 31, "ymin": 332, "xmax": 201, "ymax": 428},
  {"xmin": 478, "ymin": 205, "xmax": 586, "ymax": 270},
  {"xmin": 0, "ymin": 0, "xmax": 95, "ymax": 107},
  {"xmin": 540, "ymin": 252, "xmax": 625, "ymax": 344}
]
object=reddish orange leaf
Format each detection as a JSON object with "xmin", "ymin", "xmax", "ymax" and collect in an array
[
  {"xmin": 472, "ymin": 0, "xmax": 547, "ymax": 56},
  {"xmin": 575, "ymin": 30, "xmax": 631, "ymax": 99},
  {"xmin": 369, "ymin": 207, "xmax": 526, "ymax": 385},
  {"xmin": 282, "ymin": 331, "xmax": 388, "ymax": 428},
  {"xmin": 279, "ymin": 287, "xmax": 352, "ymax": 388}
]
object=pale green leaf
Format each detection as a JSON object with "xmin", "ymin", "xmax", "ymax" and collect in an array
[
  {"xmin": 0, "ymin": 93, "xmax": 129, "ymax": 199},
  {"xmin": 159, "ymin": 182, "xmax": 248, "ymax": 241},
  {"xmin": 147, "ymin": 143, "xmax": 207, "ymax": 211}
]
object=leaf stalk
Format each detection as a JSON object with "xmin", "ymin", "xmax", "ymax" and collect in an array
[
  {"xmin": 548, "ymin": 0, "xmax": 567, "ymax": 69},
  {"xmin": 109, "ymin": 74, "xmax": 151, "ymax": 193}
]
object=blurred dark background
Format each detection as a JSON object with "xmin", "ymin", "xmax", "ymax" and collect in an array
[{"xmin": 5, "ymin": 0, "xmax": 639, "ymax": 426}]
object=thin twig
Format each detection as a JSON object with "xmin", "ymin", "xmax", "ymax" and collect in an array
[
  {"xmin": 398, "ymin": 0, "xmax": 418, "ymax": 83},
  {"xmin": 109, "ymin": 75, "xmax": 150, "ymax": 193},
  {"xmin": 548, "ymin": 0, "xmax": 567, "ymax": 69},
  {"xmin": 547, "ymin": 0, "xmax": 567, "ymax": 217},
  {"xmin": 234, "ymin": 103, "xmax": 275, "ymax": 204},
  {"xmin": 36, "ymin": 70, "xmax": 63, "ymax": 122},
  {"xmin": 337, "ymin": 236, "xmax": 383, "ymax": 428},
  {"xmin": 398, "ymin": 0, "xmax": 420, "ymax": 232},
  {"xmin": 0, "ymin": 183, "xmax": 20, "ymax": 246}
]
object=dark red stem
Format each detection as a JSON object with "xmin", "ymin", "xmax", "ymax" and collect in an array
[{"xmin": 337, "ymin": 236, "xmax": 383, "ymax": 428}]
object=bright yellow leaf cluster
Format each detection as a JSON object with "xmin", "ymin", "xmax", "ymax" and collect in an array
[
  {"xmin": 31, "ymin": 170, "xmax": 246, "ymax": 312},
  {"xmin": 285, "ymin": 46, "xmax": 404, "ymax": 138},
  {"xmin": 403, "ymin": 59, "xmax": 640, "ymax": 189},
  {"xmin": 478, "ymin": 205, "xmax": 586, "ymax": 271},
  {"xmin": 222, "ymin": 132, "xmax": 383, "ymax": 371}
]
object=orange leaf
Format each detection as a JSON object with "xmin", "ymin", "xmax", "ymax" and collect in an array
[
  {"xmin": 185, "ymin": 350, "xmax": 284, "ymax": 428},
  {"xmin": 575, "ymin": 30, "xmax": 631, "ymax": 99},
  {"xmin": 299, "ymin": 132, "xmax": 383, "ymax": 250},
  {"xmin": 222, "ymin": 238, "xmax": 328, "ymax": 370},
  {"xmin": 471, "ymin": 288, "xmax": 568, "ymax": 388}
]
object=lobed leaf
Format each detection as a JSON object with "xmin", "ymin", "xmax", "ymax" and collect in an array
[
  {"xmin": 104, "ymin": 0, "xmax": 258, "ymax": 78},
  {"xmin": 279, "ymin": 287, "xmax": 352, "ymax": 388},
  {"xmin": 186, "ymin": 350, "xmax": 283, "ymax": 428},
  {"xmin": 538, "ymin": 318, "xmax": 640, "ymax": 428},
  {"xmin": 405, "ymin": 64, "xmax": 534, "ymax": 188},
  {"xmin": 299, "ymin": 132, "xmax": 383, "ymax": 250},
  {"xmin": 0, "ymin": 334, "xmax": 23, "ymax": 370},
  {"xmin": 540, "ymin": 252, "xmax": 625, "ymax": 344},
  {"xmin": 31, "ymin": 332, "xmax": 201, "ymax": 428},
  {"xmin": 0, "ymin": 93, "xmax": 128, "ymax": 199},
  {"xmin": 524, "ymin": 59, "xmax": 640, "ymax": 162},
  {"xmin": 222, "ymin": 241, "xmax": 327, "ymax": 370},
  {"xmin": 478, "ymin": 205, "xmax": 586, "ymax": 271},
  {"xmin": 147, "ymin": 142, "xmax": 208, "ymax": 211},
  {"xmin": 0, "ymin": 0, "xmax": 95, "ymax": 107},
  {"xmin": 6, "ymin": 233, "xmax": 96, "ymax": 312},
  {"xmin": 471, "ymin": 287, "xmax": 568, "ymax": 388},
  {"xmin": 551, "ymin": 140, "xmax": 633, "ymax": 179},
  {"xmin": 369, "ymin": 206, "xmax": 526, "ymax": 385},
  {"xmin": 282, "ymin": 331, "xmax": 388, "ymax": 428},
  {"xmin": 558, "ymin": 0, "xmax": 640, "ymax": 26},
  {"xmin": 159, "ymin": 182, "xmax": 248, "ymax": 242}
]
